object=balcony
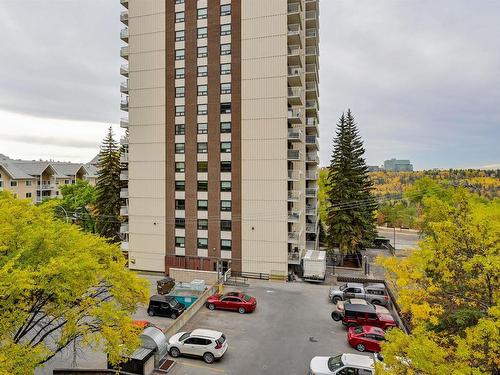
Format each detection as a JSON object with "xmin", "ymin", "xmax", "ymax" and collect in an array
[
  {"xmin": 306, "ymin": 170, "xmax": 318, "ymax": 180},
  {"xmin": 306, "ymin": 99, "xmax": 319, "ymax": 111},
  {"xmin": 120, "ymin": 80, "xmax": 128, "ymax": 94},
  {"xmin": 306, "ymin": 135, "xmax": 319, "ymax": 150},
  {"xmin": 288, "ymin": 231, "xmax": 300, "ymax": 244},
  {"xmin": 120, "ymin": 171, "xmax": 129, "ymax": 181},
  {"xmin": 306, "ymin": 222, "xmax": 317, "ymax": 233},
  {"xmin": 120, "ymin": 117, "xmax": 129, "ymax": 129},
  {"xmin": 287, "ymin": 149, "xmax": 302, "ymax": 161},
  {"xmin": 40, "ymin": 184, "xmax": 55, "ymax": 191},
  {"xmin": 121, "ymin": 241, "xmax": 129, "ymax": 251},
  {"xmin": 120, "ymin": 188, "xmax": 129, "ymax": 199},
  {"xmin": 288, "ymin": 190, "xmax": 301, "ymax": 202},
  {"xmin": 120, "ymin": 28, "xmax": 129, "ymax": 42},
  {"xmin": 306, "ymin": 81, "xmax": 319, "ymax": 99},
  {"xmin": 306, "ymin": 10, "xmax": 318, "ymax": 26},
  {"xmin": 120, "ymin": 46, "xmax": 129, "ymax": 59},
  {"xmin": 306, "ymin": 153, "xmax": 319, "ymax": 164},
  {"xmin": 120, "ymin": 97, "xmax": 129, "ymax": 111},
  {"xmin": 288, "ymin": 250, "xmax": 301, "ymax": 264},
  {"xmin": 288, "ymin": 87, "xmax": 303, "ymax": 105},
  {"xmin": 120, "ymin": 64, "xmax": 129, "ymax": 77},
  {"xmin": 120, "ymin": 0, "xmax": 128, "ymax": 8},
  {"xmin": 288, "ymin": 170, "xmax": 302, "ymax": 181},
  {"xmin": 306, "ymin": 241, "xmax": 317, "ymax": 250},
  {"xmin": 306, "ymin": 45, "xmax": 319, "ymax": 64},
  {"xmin": 120, "ymin": 136, "xmax": 128, "ymax": 146},
  {"xmin": 306, "ymin": 64, "xmax": 319, "ymax": 82},
  {"xmin": 288, "ymin": 128, "xmax": 303, "ymax": 142},
  {"xmin": 306, "ymin": 205, "xmax": 317, "ymax": 215},
  {"xmin": 287, "ymin": 2, "xmax": 302, "ymax": 24},
  {"xmin": 120, "ymin": 223, "xmax": 129, "ymax": 234},
  {"xmin": 288, "ymin": 109, "xmax": 302, "ymax": 124},
  {"xmin": 306, "ymin": 117, "xmax": 319, "ymax": 134},
  {"xmin": 306, "ymin": 28, "xmax": 318, "ymax": 46},
  {"xmin": 288, "ymin": 211, "xmax": 301, "ymax": 223},
  {"xmin": 120, "ymin": 206, "xmax": 129, "ymax": 216},
  {"xmin": 287, "ymin": 45, "xmax": 302, "ymax": 66},
  {"xmin": 306, "ymin": 187, "xmax": 318, "ymax": 197},
  {"xmin": 288, "ymin": 24, "xmax": 302, "ymax": 44},
  {"xmin": 120, "ymin": 153, "xmax": 129, "ymax": 163},
  {"xmin": 288, "ymin": 66, "xmax": 303, "ymax": 86},
  {"xmin": 120, "ymin": 11, "xmax": 128, "ymax": 25}
]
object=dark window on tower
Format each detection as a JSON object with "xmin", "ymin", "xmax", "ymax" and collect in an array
[
  {"xmin": 220, "ymin": 122, "xmax": 231, "ymax": 133},
  {"xmin": 197, "ymin": 123, "xmax": 208, "ymax": 134},
  {"xmin": 220, "ymin": 220, "xmax": 232, "ymax": 231},
  {"xmin": 220, "ymin": 83, "xmax": 231, "ymax": 94},
  {"xmin": 197, "ymin": 200, "xmax": 208, "ymax": 211},
  {"xmin": 220, "ymin": 63, "xmax": 231, "ymax": 75},
  {"xmin": 221, "ymin": 181, "xmax": 232, "ymax": 192},
  {"xmin": 221, "ymin": 200, "xmax": 232, "ymax": 212},
  {"xmin": 175, "ymin": 199, "xmax": 185, "ymax": 210},
  {"xmin": 175, "ymin": 162, "xmax": 185, "ymax": 173},
  {"xmin": 220, "ymin": 4, "xmax": 231, "ymax": 16},
  {"xmin": 175, "ymin": 218, "xmax": 185, "ymax": 228},
  {"xmin": 197, "ymin": 219, "xmax": 208, "ymax": 230},
  {"xmin": 175, "ymin": 181, "xmax": 185, "ymax": 191},
  {"xmin": 175, "ymin": 143, "xmax": 185, "ymax": 154},
  {"xmin": 197, "ymin": 161, "xmax": 208, "ymax": 172},
  {"xmin": 220, "ymin": 161, "xmax": 231, "ymax": 172},
  {"xmin": 220, "ymin": 103, "xmax": 231, "ymax": 114},
  {"xmin": 197, "ymin": 143, "xmax": 208, "ymax": 153},
  {"xmin": 220, "ymin": 142, "xmax": 231, "ymax": 153},
  {"xmin": 197, "ymin": 181, "xmax": 208, "ymax": 191},
  {"xmin": 175, "ymin": 124, "xmax": 185, "ymax": 135}
]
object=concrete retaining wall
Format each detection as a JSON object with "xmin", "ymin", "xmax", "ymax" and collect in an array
[{"xmin": 169, "ymin": 268, "xmax": 219, "ymax": 284}]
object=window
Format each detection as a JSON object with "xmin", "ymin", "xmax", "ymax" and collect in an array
[
  {"xmin": 175, "ymin": 11, "xmax": 185, "ymax": 22},
  {"xmin": 220, "ymin": 83, "xmax": 231, "ymax": 94},
  {"xmin": 220, "ymin": 4, "xmax": 231, "ymax": 16},
  {"xmin": 175, "ymin": 49, "xmax": 185, "ymax": 60},
  {"xmin": 175, "ymin": 181, "xmax": 185, "ymax": 191},
  {"xmin": 197, "ymin": 27, "xmax": 208, "ymax": 39},
  {"xmin": 197, "ymin": 123, "xmax": 208, "ymax": 134},
  {"xmin": 220, "ymin": 142, "xmax": 231, "ymax": 153},
  {"xmin": 197, "ymin": 142, "xmax": 208, "ymax": 153},
  {"xmin": 0, "ymin": 181, "xmax": 3, "ymax": 188},
  {"xmin": 25, "ymin": 181, "xmax": 32, "ymax": 186},
  {"xmin": 175, "ymin": 162, "xmax": 185, "ymax": 172},
  {"xmin": 175, "ymin": 68, "xmax": 185, "ymax": 79},
  {"xmin": 10, "ymin": 181, "xmax": 17, "ymax": 187},
  {"xmin": 198, "ymin": 104, "xmax": 208, "ymax": 115},
  {"xmin": 175, "ymin": 86, "xmax": 185, "ymax": 98},
  {"xmin": 220, "ymin": 122, "xmax": 231, "ymax": 133},
  {"xmin": 175, "ymin": 199, "xmax": 185, "ymax": 210},
  {"xmin": 197, "ymin": 181, "xmax": 208, "ymax": 191},
  {"xmin": 221, "ymin": 161, "xmax": 231, "ymax": 172},
  {"xmin": 175, "ymin": 106, "xmax": 185, "ymax": 116},
  {"xmin": 220, "ymin": 24, "xmax": 231, "ymax": 36},
  {"xmin": 198, "ymin": 200, "xmax": 208, "ymax": 211},
  {"xmin": 197, "ymin": 219, "xmax": 208, "ymax": 230},
  {"xmin": 175, "ymin": 30, "xmax": 185, "ymax": 41},
  {"xmin": 221, "ymin": 200, "xmax": 232, "ymax": 212},
  {"xmin": 221, "ymin": 239, "xmax": 232, "ymax": 250},
  {"xmin": 197, "ymin": 84, "xmax": 208, "ymax": 96},
  {"xmin": 175, "ymin": 124, "xmax": 185, "ymax": 135},
  {"xmin": 175, "ymin": 218, "xmax": 185, "ymax": 228},
  {"xmin": 220, "ymin": 43, "xmax": 231, "ymax": 55},
  {"xmin": 220, "ymin": 63, "xmax": 231, "ymax": 75},
  {"xmin": 175, "ymin": 237, "xmax": 185, "ymax": 248},
  {"xmin": 175, "ymin": 143, "xmax": 185, "ymax": 154},
  {"xmin": 197, "ymin": 46, "xmax": 208, "ymax": 58},
  {"xmin": 220, "ymin": 220, "xmax": 232, "ymax": 231},
  {"xmin": 220, "ymin": 103, "xmax": 231, "ymax": 114},
  {"xmin": 197, "ymin": 7, "xmax": 208, "ymax": 19},
  {"xmin": 25, "ymin": 192, "xmax": 32, "ymax": 198},
  {"xmin": 197, "ymin": 238, "xmax": 208, "ymax": 249},
  {"xmin": 198, "ymin": 65, "xmax": 208, "ymax": 77},
  {"xmin": 197, "ymin": 161, "xmax": 208, "ymax": 172},
  {"xmin": 221, "ymin": 181, "xmax": 231, "ymax": 192},
  {"xmin": 175, "ymin": 0, "xmax": 184, "ymax": 4}
]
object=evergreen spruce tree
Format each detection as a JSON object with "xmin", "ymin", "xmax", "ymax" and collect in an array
[
  {"xmin": 325, "ymin": 110, "xmax": 377, "ymax": 265},
  {"xmin": 95, "ymin": 127, "xmax": 121, "ymax": 242}
]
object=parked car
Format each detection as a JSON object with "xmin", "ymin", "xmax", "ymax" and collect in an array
[
  {"xmin": 206, "ymin": 291, "xmax": 257, "ymax": 314},
  {"xmin": 341, "ymin": 303, "xmax": 397, "ymax": 330},
  {"xmin": 347, "ymin": 325, "xmax": 386, "ymax": 352},
  {"xmin": 156, "ymin": 276, "xmax": 175, "ymax": 295},
  {"xmin": 331, "ymin": 298, "xmax": 390, "ymax": 321},
  {"xmin": 329, "ymin": 283, "xmax": 390, "ymax": 306},
  {"xmin": 131, "ymin": 320, "xmax": 158, "ymax": 330},
  {"xmin": 309, "ymin": 353, "xmax": 375, "ymax": 374},
  {"xmin": 168, "ymin": 329, "xmax": 228, "ymax": 364},
  {"xmin": 147, "ymin": 295, "xmax": 185, "ymax": 319}
]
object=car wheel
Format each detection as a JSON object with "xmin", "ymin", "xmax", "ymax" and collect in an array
[
  {"xmin": 238, "ymin": 307, "xmax": 246, "ymax": 314},
  {"xmin": 356, "ymin": 344, "xmax": 366, "ymax": 352},
  {"xmin": 147, "ymin": 309, "xmax": 154, "ymax": 317},
  {"xmin": 170, "ymin": 313, "xmax": 177, "ymax": 319},
  {"xmin": 372, "ymin": 300, "xmax": 381, "ymax": 305},
  {"xmin": 208, "ymin": 303, "xmax": 216, "ymax": 310},
  {"xmin": 169, "ymin": 347, "xmax": 180, "ymax": 358},
  {"xmin": 331, "ymin": 311, "xmax": 341, "ymax": 321},
  {"xmin": 203, "ymin": 352, "xmax": 215, "ymax": 364},
  {"xmin": 332, "ymin": 296, "xmax": 342, "ymax": 304}
]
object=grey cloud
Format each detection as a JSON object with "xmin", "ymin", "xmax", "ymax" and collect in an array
[{"xmin": 3, "ymin": 134, "xmax": 99, "ymax": 149}]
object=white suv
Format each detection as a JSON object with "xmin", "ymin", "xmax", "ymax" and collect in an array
[
  {"xmin": 168, "ymin": 329, "xmax": 228, "ymax": 364},
  {"xmin": 309, "ymin": 353, "xmax": 375, "ymax": 374}
]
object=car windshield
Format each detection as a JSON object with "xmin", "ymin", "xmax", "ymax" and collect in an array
[
  {"xmin": 242, "ymin": 295, "xmax": 252, "ymax": 302},
  {"xmin": 339, "ymin": 284, "xmax": 348, "ymax": 291},
  {"xmin": 179, "ymin": 332, "xmax": 190, "ymax": 341},
  {"xmin": 328, "ymin": 355, "xmax": 344, "ymax": 371},
  {"xmin": 169, "ymin": 299, "xmax": 180, "ymax": 308},
  {"xmin": 354, "ymin": 326, "xmax": 364, "ymax": 334}
]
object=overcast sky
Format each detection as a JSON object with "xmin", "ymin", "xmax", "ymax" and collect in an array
[{"xmin": 0, "ymin": 1, "xmax": 499, "ymax": 169}]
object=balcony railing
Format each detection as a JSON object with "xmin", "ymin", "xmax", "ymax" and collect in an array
[
  {"xmin": 288, "ymin": 87, "xmax": 303, "ymax": 98},
  {"xmin": 288, "ymin": 170, "xmax": 301, "ymax": 181},
  {"xmin": 306, "ymin": 100, "xmax": 318, "ymax": 110},
  {"xmin": 120, "ymin": 206, "xmax": 129, "ymax": 216},
  {"xmin": 120, "ymin": 153, "xmax": 129, "ymax": 163},
  {"xmin": 120, "ymin": 28, "xmax": 129, "ymax": 41},
  {"xmin": 288, "ymin": 251, "xmax": 301, "ymax": 262},
  {"xmin": 120, "ymin": 80, "xmax": 128, "ymax": 93},
  {"xmin": 306, "ymin": 10, "xmax": 318, "ymax": 20},
  {"xmin": 121, "ymin": 241, "xmax": 129, "ymax": 251},
  {"xmin": 306, "ymin": 135, "xmax": 319, "ymax": 149},
  {"xmin": 120, "ymin": 64, "xmax": 129, "ymax": 76},
  {"xmin": 288, "ymin": 211, "xmax": 301, "ymax": 223},
  {"xmin": 288, "ymin": 190, "xmax": 301, "ymax": 201},
  {"xmin": 288, "ymin": 128, "xmax": 303, "ymax": 141},
  {"xmin": 288, "ymin": 231, "xmax": 300, "ymax": 242},
  {"xmin": 120, "ymin": 136, "xmax": 128, "ymax": 146},
  {"xmin": 306, "ymin": 153, "xmax": 319, "ymax": 163},
  {"xmin": 306, "ymin": 241, "xmax": 317, "ymax": 250},
  {"xmin": 306, "ymin": 205, "xmax": 317, "ymax": 215},
  {"xmin": 120, "ymin": 11, "xmax": 128, "ymax": 25},
  {"xmin": 120, "ymin": 98, "xmax": 129, "ymax": 111},
  {"xmin": 306, "ymin": 187, "xmax": 318, "ymax": 197},
  {"xmin": 288, "ymin": 3, "xmax": 301, "ymax": 13},
  {"xmin": 120, "ymin": 46, "xmax": 129, "ymax": 59},
  {"xmin": 287, "ymin": 45, "xmax": 301, "ymax": 56},
  {"xmin": 288, "ymin": 24, "xmax": 301, "ymax": 36},
  {"xmin": 120, "ymin": 188, "xmax": 129, "ymax": 199},
  {"xmin": 306, "ymin": 170, "xmax": 318, "ymax": 180},
  {"xmin": 287, "ymin": 149, "xmax": 302, "ymax": 161},
  {"xmin": 120, "ymin": 223, "xmax": 129, "ymax": 233},
  {"xmin": 306, "ymin": 29, "xmax": 318, "ymax": 38},
  {"xmin": 306, "ymin": 46, "xmax": 318, "ymax": 55},
  {"xmin": 288, "ymin": 66, "xmax": 302, "ymax": 77},
  {"xmin": 288, "ymin": 109, "xmax": 302, "ymax": 120},
  {"xmin": 120, "ymin": 171, "xmax": 129, "ymax": 180},
  {"xmin": 306, "ymin": 81, "xmax": 318, "ymax": 92},
  {"xmin": 306, "ymin": 223, "xmax": 317, "ymax": 233},
  {"xmin": 120, "ymin": 117, "xmax": 129, "ymax": 128}
]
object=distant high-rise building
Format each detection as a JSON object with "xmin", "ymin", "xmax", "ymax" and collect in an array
[
  {"xmin": 383, "ymin": 158, "xmax": 413, "ymax": 172},
  {"xmin": 119, "ymin": 0, "xmax": 320, "ymax": 277}
]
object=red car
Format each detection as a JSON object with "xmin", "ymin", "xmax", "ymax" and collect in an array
[
  {"xmin": 206, "ymin": 292, "xmax": 257, "ymax": 314},
  {"xmin": 347, "ymin": 325, "xmax": 386, "ymax": 352}
]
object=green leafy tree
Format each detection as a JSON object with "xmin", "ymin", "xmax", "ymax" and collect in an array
[
  {"xmin": 377, "ymin": 188, "xmax": 500, "ymax": 374},
  {"xmin": 0, "ymin": 192, "xmax": 149, "ymax": 374},
  {"xmin": 58, "ymin": 180, "xmax": 97, "ymax": 232},
  {"xmin": 95, "ymin": 127, "xmax": 122, "ymax": 242},
  {"xmin": 325, "ymin": 110, "xmax": 377, "ymax": 264}
]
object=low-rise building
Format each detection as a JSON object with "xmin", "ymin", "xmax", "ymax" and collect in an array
[{"xmin": 383, "ymin": 158, "xmax": 414, "ymax": 172}]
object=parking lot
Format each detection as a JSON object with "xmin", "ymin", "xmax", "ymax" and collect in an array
[{"xmin": 169, "ymin": 279, "xmax": 362, "ymax": 375}]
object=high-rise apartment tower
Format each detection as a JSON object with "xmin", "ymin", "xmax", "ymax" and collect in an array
[{"xmin": 119, "ymin": 0, "xmax": 320, "ymax": 277}]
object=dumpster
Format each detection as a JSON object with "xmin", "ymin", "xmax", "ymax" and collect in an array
[{"xmin": 156, "ymin": 277, "xmax": 175, "ymax": 295}]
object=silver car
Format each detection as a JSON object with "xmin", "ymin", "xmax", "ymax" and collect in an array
[{"xmin": 328, "ymin": 283, "xmax": 390, "ymax": 306}]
